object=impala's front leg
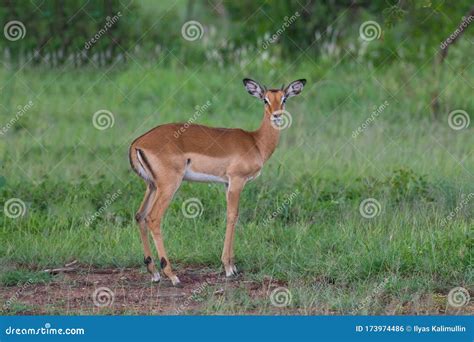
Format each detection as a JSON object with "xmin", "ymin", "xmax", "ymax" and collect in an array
[{"xmin": 222, "ymin": 177, "xmax": 245, "ymax": 277}]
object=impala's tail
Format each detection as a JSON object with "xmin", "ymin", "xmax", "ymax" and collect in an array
[{"xmin": 129, "ymin": 146, "xmax": 155, "ymax": 183}]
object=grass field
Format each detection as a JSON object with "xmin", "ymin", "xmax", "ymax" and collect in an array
[{"xmin": 0, "ymin": 55, "xmax": 472, "ymax": 314}]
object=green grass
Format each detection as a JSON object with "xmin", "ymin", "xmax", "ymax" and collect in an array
[
  {"xmin": 0, "ymin": 269, "xmax": 52, "ymax": 287},
  {"xmin": 0, "ymin": 56, "xmax": 472, "ymax": 314}
]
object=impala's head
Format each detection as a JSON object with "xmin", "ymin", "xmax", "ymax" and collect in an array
[{"xmin": 243, "ymin": 78, "xmax": 306, "ymax": 124}]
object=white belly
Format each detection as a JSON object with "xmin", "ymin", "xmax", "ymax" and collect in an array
[{"xmin": 183, "ymin": 167, "xmax": 227, "ymax": 183}]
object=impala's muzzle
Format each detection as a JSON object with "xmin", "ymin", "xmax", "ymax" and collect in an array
[{"xmin": 271, "ymin": 110, "xmax": 286, "ymax": 127}]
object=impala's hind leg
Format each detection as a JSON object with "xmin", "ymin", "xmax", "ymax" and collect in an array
[
  {"xmin": 146, "ymin": 172, "xmax": 184, "ymax": 286},
  {"xmin": 136, "ymin": 184, "xmax": 161, "ymax": 282}
]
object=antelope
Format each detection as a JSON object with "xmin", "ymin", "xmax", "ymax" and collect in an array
[{"xmin": 129, "ymin": 78, "xmax": 306, "ymax": 286}]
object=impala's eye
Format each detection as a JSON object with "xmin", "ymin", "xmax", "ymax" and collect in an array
[
  {"xmin": 281, "ymin": 97, "xmax": 286, "ymax": 104},
  {"xmin": 264, "ymin": 98, "xmax": 270, "ymax": 105}
]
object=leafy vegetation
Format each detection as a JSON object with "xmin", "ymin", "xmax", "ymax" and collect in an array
[{"xmin": 1, "ymin": 1, "xmax": 472, "ymax": 66}]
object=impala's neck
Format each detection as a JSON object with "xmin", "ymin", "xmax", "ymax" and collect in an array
[{"xmin": 253, "ymin": 108, "xmax": 280, "ymax": 162}]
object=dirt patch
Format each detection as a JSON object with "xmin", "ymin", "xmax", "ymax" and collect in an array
[
  {"xmin": 0, "ymin": 266, "xmax": 281, "ymax": 315},
  {"xmin": 1, "ymin": 266, "xmax": 472, "ymax": 315}
]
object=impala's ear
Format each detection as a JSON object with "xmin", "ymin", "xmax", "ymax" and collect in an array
[
  {"xmin": 243, "ymin": 78, "xmax": 265, "ymax": 100},
  {"xmin": 284, "ymin": 79, "xmax": 306, "ymax": 98}
]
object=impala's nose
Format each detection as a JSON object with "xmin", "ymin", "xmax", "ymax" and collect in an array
[{"xmin": 271, "ymin": 114, "xmax": 284, "ymax": 127}]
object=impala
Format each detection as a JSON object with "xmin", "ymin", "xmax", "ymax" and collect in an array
[{"xmin": 129, "ymin": 78, "xmax": 306, "ymax": 286}]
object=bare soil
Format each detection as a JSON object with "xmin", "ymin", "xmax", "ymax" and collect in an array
[
  {"xmin": 1, "ymin": 266, "xmax": 472, "ymax": 315},
  {"xmin": 0, "ymin": 266, "xmax": 280, "ymax": 315}
]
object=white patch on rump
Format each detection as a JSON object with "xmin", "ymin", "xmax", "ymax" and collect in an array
[
  {"xmin": 183, "ymin": 165, "xmax": 227, "ymax": 183},
  {"xmin": 136, "ymin": 149, "xmax": 154, "ymax": 183}
]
